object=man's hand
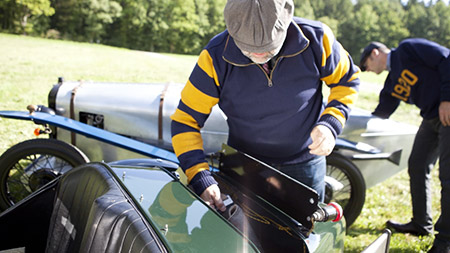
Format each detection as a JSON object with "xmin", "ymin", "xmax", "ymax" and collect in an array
[
  {"xmin": 439, "ymin": 101, "xmax": 450, "ymax": 127},
  {"xmin": 200, "ymin": 184, "xmax": 226, "ymax": 212},
  {"xmin": 308, "ymin": 125, "xmax": 336, "ymax": 156}
]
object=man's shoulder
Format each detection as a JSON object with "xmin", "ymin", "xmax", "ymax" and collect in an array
[
  {"xmin": 292, "ymin": 17, "xmax": 329, "ymax": 43},
  {"xmin": 205, "ymin": 30, "xmax": 229, "ymax": 51},
  {"xmin": 398, "ymin": 38, "xmax": 444, "ymax": 50},
  {"xmin": 291, "ymin": 17, "xmax": 331, "ymax": 49},
  {"xmin": 293, "ymin": 17, "xmax": 324, "ymax": 33},
  {"xmin": 399, "ymin": 38, "xmax": 426, "ymax": 47}
]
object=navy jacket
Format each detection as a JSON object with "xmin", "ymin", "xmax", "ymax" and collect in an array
[
  {"xmin": 171, "ymin": 17, "xmax": 360, "ymax": 194},
  {"xmin": 373, "ymin": 38, "xmax": 450, "ymax": 119}
]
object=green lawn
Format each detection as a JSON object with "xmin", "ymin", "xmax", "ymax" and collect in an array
[
  {"xmin": 0, "ymin": 33, "xmax": 441, "ymax": 252},
  {"xmin": 0, "ymin": 33, "xmax": 197, "ymax": 154}
]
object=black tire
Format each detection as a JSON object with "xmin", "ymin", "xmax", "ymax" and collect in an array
[
  {"xmin": 0, "ymin": 138, "xmax": 89, "ymax": 211},
  {"xmin": 325, "ymin": 152, "xmax": 366, "ymax": 227}
]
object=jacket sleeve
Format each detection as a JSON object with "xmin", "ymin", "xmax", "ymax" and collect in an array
[
  {"xmin": 317, "ymin": 24, "xmax": 360, "ymax": 137},
  {"xmin": 170, "ymin": 49, "xmax": 220, "ymax": 195}
]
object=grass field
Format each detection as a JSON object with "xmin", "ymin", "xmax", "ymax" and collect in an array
[{"xmin": 0, "ymin": 33, "xmax": 441, "ymax": 252}]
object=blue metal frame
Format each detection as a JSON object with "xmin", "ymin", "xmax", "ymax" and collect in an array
[{"xmin": 0, "ymin": 111, "xmax": 179, "ymax": 163}]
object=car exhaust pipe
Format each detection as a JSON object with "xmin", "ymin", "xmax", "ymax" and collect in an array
[{"xmin": 312, "ymin": 202, "xmax": 343, "ymax": 222}]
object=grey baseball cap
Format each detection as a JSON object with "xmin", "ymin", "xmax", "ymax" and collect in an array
[
  {"xmin": 359, "ymin": 41, "xmax": 387, "ymax": 71},
  {"xmin": 224, "ymin": 0, "xmax": 294, "ymax": 53}
]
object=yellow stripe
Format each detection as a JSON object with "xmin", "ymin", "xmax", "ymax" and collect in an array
[
  {"xmin": 171, "ymin": 131, "xmax": 204, "ymax": 157},
  {"xmin": 321, "ymin": 107, "xmax": 346, "ymax": 127},
  {"xmin": 198, "ymin": 50, "xmax": 220, "ymax": 87},
  {"xmin": 185, "ymin": 162, "xmax": 209, "ymax": 182},
  {"xmin": 321, "ymin": 46, "xmax": 350, "ymax": 85},
  {"xmin": 321, "ymin": 24, "xmax": 335, "ymax": 67},
  {"xmin": 181, "ymin": 80, "xmax": 219, "ymax": 115},
  {"xmin": 170, "ymin": 109, "xmax": 201, "ymax": 131},
  {"xmin": 327, "ymin": 86, "xmax": 359, "ymax": 107}
]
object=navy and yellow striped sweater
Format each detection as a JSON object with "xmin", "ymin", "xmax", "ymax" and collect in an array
[{"xmin": 171, "ymin": 17, "xmax": 360, "ymax": 194}]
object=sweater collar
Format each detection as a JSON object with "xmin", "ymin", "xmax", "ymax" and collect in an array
[
  {"xmin": 222, "ymin": 21, "xmax": 310, "ymax": 66},
  {"xmin": 387, "ymin": 52, "xmax": 392, "ymax": 71}
]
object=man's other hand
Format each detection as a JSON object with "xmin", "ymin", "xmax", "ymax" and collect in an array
[
  {"xmin": 200, "ymin": 184, "xmax": 226, "ymax": 212},
  {"xmin": 309, "ymin": 125, "xmax": 336, "ymax": 156},
  {"xmin": 439, "ymin": 101, "xmax": 450, "ymax": 126}
]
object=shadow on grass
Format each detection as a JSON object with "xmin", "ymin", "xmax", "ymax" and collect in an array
[{"xmin": 345, "ymin": 225, "xmax": 386, "ymax": 253}]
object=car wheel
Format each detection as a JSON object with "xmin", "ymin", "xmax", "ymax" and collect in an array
[
  {"xmin": 0, "ymin": 139, "xmax": 89, "ymax": 211},
  {"xmin": 325, "ymin": 152, "xmax": 366, "ymax": 227}
]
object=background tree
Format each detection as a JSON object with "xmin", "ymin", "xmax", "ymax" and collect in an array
[
  {"xmin": 340, "ymin": 3, "xmax": 381, "ymax": 58},
  {"xmin": 103, "ymin": 0, "xmax": 149, "ymax": 49},
  {"xmin": 51, "ymin": 0, "xmax": 121, "ymax": 42},
  {"xmin": 0, "ymin": 0, "xmax": 54, "ymax": 35},
  {"xmin": 293, "ymin": 0, "xmax": 315, "ymax": 19},
  {"xmin": 428, "ymin": 1, "xmax": 450, "ymax": 45},
  {"xmin": 2, "ymin": 0, "xmax": 450, "ymax": 55},
  {"xmin": 203, "ymin": 0, "xmax": 226, "ymax": 44},
  {"xmin": 404, "ymin": 1, "xmax": 431, "ymax": 38},
  {"xmin": 370, "ymin": 0, "xmax": 409, "ymax": 47},
  {"xmin": 81, "ymin": 0, "xmax": 122, "ymax": 43},
  {"xmin": 311, "ymin": 0, "xmax": 353, "ymax": 23},
  {"xmin": 104, "ymin": 0, "xmax": 225, "ymax": 54}
]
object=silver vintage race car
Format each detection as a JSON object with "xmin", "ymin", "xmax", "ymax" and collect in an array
[{"xmin": 0, "ymin": 78, "xmax": 417, "ymax": 228}]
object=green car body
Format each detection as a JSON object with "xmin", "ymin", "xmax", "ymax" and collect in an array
[{"xmin": 111, "ymin": 161, "xmax": 345, "ymax": 252}]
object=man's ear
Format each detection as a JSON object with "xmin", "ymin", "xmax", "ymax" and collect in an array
[{"xmin": 371, "ymin": 48, "xmax": 380, "ymax": 57}]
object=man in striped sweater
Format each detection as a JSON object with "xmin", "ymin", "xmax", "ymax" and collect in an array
[{"xmin": 171, "ymin": 0, "xmax": 360, "ymax": 212}]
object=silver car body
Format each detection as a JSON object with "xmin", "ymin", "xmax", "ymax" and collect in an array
[{"xmin": 51, "ymin": 81, "xmax": 417, "ymax": 189}]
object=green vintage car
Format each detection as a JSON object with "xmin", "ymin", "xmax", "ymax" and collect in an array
[{"xmin": 0, "ymin": 144, "xmax": 348, "ymax": 252}]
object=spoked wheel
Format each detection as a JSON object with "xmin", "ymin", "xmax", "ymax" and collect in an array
[
  {"xmin": 0, "ymin": 138, "xmax": 89, "ymax": 211},
  {"xmin": 325, "ymin": 152, "xmax": 366, "ymax": 227}
]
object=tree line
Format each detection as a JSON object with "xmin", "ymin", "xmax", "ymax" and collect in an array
[{"xmin": 1, "ymin": 0, "xmax": 450, "ymax": 59}]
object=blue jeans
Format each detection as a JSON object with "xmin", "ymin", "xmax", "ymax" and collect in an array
[{"xmin": 273, "ymin": 156, "xmax": 326, "ymax": 202}]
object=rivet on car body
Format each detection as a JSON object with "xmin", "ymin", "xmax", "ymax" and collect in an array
[{"xmin": 161, "ymin": 224, "xmax": 169, "ymax": 235}]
